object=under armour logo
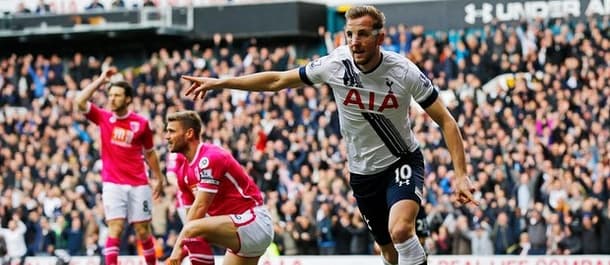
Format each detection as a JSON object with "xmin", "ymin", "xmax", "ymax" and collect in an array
[{"xmin": 464, "ymin": 3, "xmax": 493, "ymax": 24}]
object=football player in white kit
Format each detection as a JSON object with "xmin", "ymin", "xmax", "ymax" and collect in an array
[{"xmin": 181, "ymin": 5, "xmax": 478, "ymax": 265}]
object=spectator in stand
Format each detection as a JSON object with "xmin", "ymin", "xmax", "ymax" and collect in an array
[
  {"xmin": 451, "ymin": 215, "xmax": 471, "ymax": 255},
  {"xmin": 316, "ymin": 202, "xmax": 335, "ymax": 255},
  {"xmin": 348, "ymin": 211, "xmax": 372, "ymax": 255},
  {"xmin": 34, "ymin": 0, "xmax": 51, "ymax": 14},
  {"xmin": 111, "ymin": 0, "xmax": 126, "ymax": 9},
  {"xmin": 526, "ymin": 209, "xmax": 547, "ymax": 255},
  {"xmin": 558, "ymin": 226, "xmax": 582, "ymax": 255},
  {"xmin": 38, "ymin": 216, "xmax": 56, "ymax": 256},
  {"xmin": 143, "ymin": 0, "xmax": 156, "ymax": 7},
  {"xmin": 469, "ymin": 222, "xmax": 493, "ymax": 255},
  {"xmin": 85, "ymin": 0, "xmax": 104, "ymax": 11},
  {"xmin": 0, "ymin": 214, "xmax": 27, "ymax": 264},
  {"xmin": 63, "ymin": 215, "xmax": 85, "ymax": 255},
  {"xmin": 0, "ymin": 235, "xmax": 6, "ymax": 265},
  {"xmin": 26, "ymin": 55, "xmax": 49, "ymax": 99},
  {"xmin": 279, "ymin": 221, "xmax": 299, "ymax": 255},
  {"xmin": 581, "ymin": 213, "xmax": 600, "ymax": 254},
  {"xmin": 24, "ymin": 209, "xmax": 43, "ymax": 256},
  {"xmin": 332, "ymin": 209, "xmax": 353, "ymax": 255},
  {"xmin": 293, "ymin": 216, "xmax": 318, "ymax": 255},
  {"xmin": 515, "ymin": 232, "xmax": 531, "ymax": 255},
  {"xmin": 600, "ymin": 199, "xmax": 610, "ymax": 254},
  {"xmin": 14, "ymin": 2, "xmax": 31, "ymax": 15},
  {"xmin": 433, "ymin": 226, "xmax": 451, "ymax": 255}
]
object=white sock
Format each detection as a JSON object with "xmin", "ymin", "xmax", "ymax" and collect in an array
[
  {"xmin": 382, "ymin": 255, "xmax": 397, "ymax": 265},
  {"xmin": 395, "ymin": 235, "xmax": 426, "ymax": 265}
]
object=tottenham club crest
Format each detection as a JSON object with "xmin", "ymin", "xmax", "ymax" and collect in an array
[{"xmin": 199, "ymin": 157, "xmax": 209, "ymax": 169}]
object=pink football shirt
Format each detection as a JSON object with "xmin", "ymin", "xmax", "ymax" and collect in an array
[
  {"xmin": 85, "ymin": 103, "xmax": 154, "ymax": 186},
  {"xmin": 187, "ymin": 143, "xmax": 263, "ymax": 216},
  {"xmin": 166, "ymin": 152, "xmax": 194, "ymax": 208}
]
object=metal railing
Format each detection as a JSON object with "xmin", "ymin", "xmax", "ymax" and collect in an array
[{"xmin": 0, "ymin": 6, "xmax": 193, "ymax": 38}]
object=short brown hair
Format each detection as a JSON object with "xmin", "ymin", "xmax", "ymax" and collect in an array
[
  {"xmin": 345, "ymin": 5, "xmax": 386, "ymax": 30},
  {"xmin": 166, "ymin": 111, "xmax": 203, "ymax": 137},
  {"xmin": 109, "ymin": 81, "xmax": 133, "ymax": 98}
]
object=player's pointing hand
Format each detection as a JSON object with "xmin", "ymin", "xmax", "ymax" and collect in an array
[
  {"xmin": 453, "ymin": 176, "xmax": 479, "ymax": 206},
  {"xmin": 182, "ymin": 75, "xmax": 219, "ymax": 100}
]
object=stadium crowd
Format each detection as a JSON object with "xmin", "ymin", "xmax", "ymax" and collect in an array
[
  {"xmin": 0, "ymin": 14, "xmax": 609, "ymax": 262},
  {"xmin": 12, "ymin": 0, "xmax": 249, "ymax": 15}
]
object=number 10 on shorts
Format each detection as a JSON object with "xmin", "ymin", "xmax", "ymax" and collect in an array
[{"xmin": 394, "ymin": 164, "xmax": 412, "ymax": 187}]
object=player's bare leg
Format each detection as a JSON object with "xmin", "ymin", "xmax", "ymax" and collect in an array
[
  {"xmin": 182, "ymin": 216, "xmax": 239, "ymax": 249},
  {"xmin": 133, "ymin": 221, "xmax": 152, "ymax": 241},
  {"xmin": 181, "ymin": 215, "xmax": 263, "ymax": 265},
  {"xmin": 388, "ymin": 200, "xmax": 425, "ymax": 265},
  {"xmin": 133, "ymin": 221, "xmax": 157, "ymax": 265},
  {"xmin": 221, "ymin": 252, "xmax": 260, "ymax": 265},
  {"xmin": 105, "ymin": 219, "xmax": 126, "ymax": 265},
  {"xmin": 379, "ymin": 243, "xmax": 398, "ymax": 265}
]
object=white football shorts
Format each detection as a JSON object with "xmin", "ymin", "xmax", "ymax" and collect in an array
[
  {"xmin": 228, "ymin": 206, "xmax": 274, "ymax": 257},
  {"xmin": 102, "ymin": 182, "xmax": 152, "ymax": 223}
]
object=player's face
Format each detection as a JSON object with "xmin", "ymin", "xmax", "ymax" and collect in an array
[
  {"xmin": 165, "ymin": 121, "xmax": 187, "ymax": 153},
  {"xmin": 345, "ymin": 15, "xmax": 384, "ymax": 70},
  {"xmin": 108, "ymin": 86, "xmax": 130, "ymax": 113}
]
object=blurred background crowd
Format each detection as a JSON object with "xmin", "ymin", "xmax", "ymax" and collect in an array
[
  {"xmin": 8, "ymin": 0, "xmax": 263, "ymax": 15},
  {"xmin": 0, "ymin": 8, "xmax": 609, "ymax": 263},
  {"xmin": 10, "ymin": 0, "xmax": 208, "ymax": 15}
]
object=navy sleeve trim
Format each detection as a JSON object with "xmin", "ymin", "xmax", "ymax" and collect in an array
[
  {"xmin": 299, "ymin": 66, "xmax": 314, "ymax": 86},
  {"xmin": 418, "ymin": 89, "xmax": 439, "ymax": 109}
]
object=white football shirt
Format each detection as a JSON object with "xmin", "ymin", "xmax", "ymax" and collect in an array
[{"xmin": 299, "ymin": 45, "xmax": 438, "ymax": 175}]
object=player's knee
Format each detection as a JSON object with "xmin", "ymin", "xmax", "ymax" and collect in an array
[
  {"xmin": 107, "ymin": 221, "xmax": 125, "ymax": 237},
  {"xmin": 108, "ymin": 223, "xmax": 122, "ymax": 232},
  {"xmin": 389, "ymin": 221, "xmax": 415, "ymax": 244},
  {"xmin": 182, "ymin": 221, "xmax": 200, "ymax": 238},
  {"xmin": 133, "ymin": 223, "xmax": 151, "ymax": 239}
]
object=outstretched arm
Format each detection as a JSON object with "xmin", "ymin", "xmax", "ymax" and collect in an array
[
  {"xmin": 182, "ymin": 68, "xmax": 303, "ymax": 100},
  {"xmin": 425, "ymin": 97, "xmax": 478, "ymax": 206},
  {"xmin": 74, "ymin": 67, "xmax": 116, "ymax": 112}
]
